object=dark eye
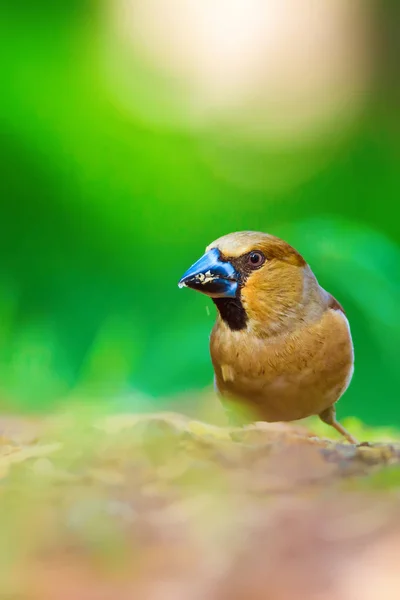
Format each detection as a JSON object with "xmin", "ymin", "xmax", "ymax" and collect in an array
[{"xmin": 248, "ymin": 251, "xmax": 265, "ymax": 268}]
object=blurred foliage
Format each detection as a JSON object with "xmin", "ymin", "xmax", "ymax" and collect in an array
[{"xmin": 0, "ymin": 1, "xmax": 399, "ymax": 430}]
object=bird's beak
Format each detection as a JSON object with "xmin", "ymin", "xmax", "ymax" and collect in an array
[{"xmin": 178, "ymin": 248, "xmax": 238, "ymax": 298}]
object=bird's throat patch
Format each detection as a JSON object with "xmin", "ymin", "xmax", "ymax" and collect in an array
[{"xmin": 213, "ymin": 297, "xmax": 248, "ymax": 331}]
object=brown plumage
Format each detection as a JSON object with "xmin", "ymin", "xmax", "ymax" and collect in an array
[{"xmin": 179, "ymin": 231, "xmax": 356, "ymax": 444}]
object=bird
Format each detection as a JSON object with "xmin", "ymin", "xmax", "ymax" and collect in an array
[{"xmin": 178, "ymin": 231, "xmax": 357, "ymax": 444}]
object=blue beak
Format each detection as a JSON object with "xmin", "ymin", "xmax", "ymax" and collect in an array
[{"xmin": 178, "ymin": 248, "xmax": 238, "ymax": 298}]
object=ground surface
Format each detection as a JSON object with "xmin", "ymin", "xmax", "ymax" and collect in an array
[{"xmin": 1, "ymin": 411, "xmax": 400, "ymax": 600}]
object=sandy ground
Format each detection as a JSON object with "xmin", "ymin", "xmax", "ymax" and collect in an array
[{"xmin": 0, "ymin": 412, "xmax": 400, "ymax": 600}]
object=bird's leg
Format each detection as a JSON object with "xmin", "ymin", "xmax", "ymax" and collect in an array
[{"xmin": 319, "ymin": 406, "xmax": 358, "ymax": 445}]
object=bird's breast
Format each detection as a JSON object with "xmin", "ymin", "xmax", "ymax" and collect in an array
[{"xmin": 210, "ymin": 309, "xmax": 354, "ymax": 423}]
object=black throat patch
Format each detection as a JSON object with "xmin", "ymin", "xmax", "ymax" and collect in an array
[{"xmin": 213, "ymin": 297, "xmax": 248, "ymax": 331}]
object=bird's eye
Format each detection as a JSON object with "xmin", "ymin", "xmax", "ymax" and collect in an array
[{"xmin": 248, "ymin": 251, "xmax": 265, "ymax": 268}]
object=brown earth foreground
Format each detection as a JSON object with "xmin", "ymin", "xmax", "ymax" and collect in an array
[{"xmin": 1, "ymin": 412, "xmax": 400, "ymax": 599}]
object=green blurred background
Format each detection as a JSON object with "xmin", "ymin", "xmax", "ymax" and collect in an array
[{"xmin": 1, "ymin": 1, "xmax": 399, "ymax": 425}]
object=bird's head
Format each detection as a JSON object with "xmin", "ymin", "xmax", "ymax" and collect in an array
[{"xmin": 179, "ymin": 231, "xmax": 322, "ymax": 335}]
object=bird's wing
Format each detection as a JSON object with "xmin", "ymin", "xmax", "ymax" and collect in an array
[{"xmin": 327, "ymin": 293, "xmax": 346, "ymax": 315}]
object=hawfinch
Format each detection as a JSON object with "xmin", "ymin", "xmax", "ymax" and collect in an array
[{"xmin": 179, "ymin": 231, "xmax": 356, "ymax": 444}]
